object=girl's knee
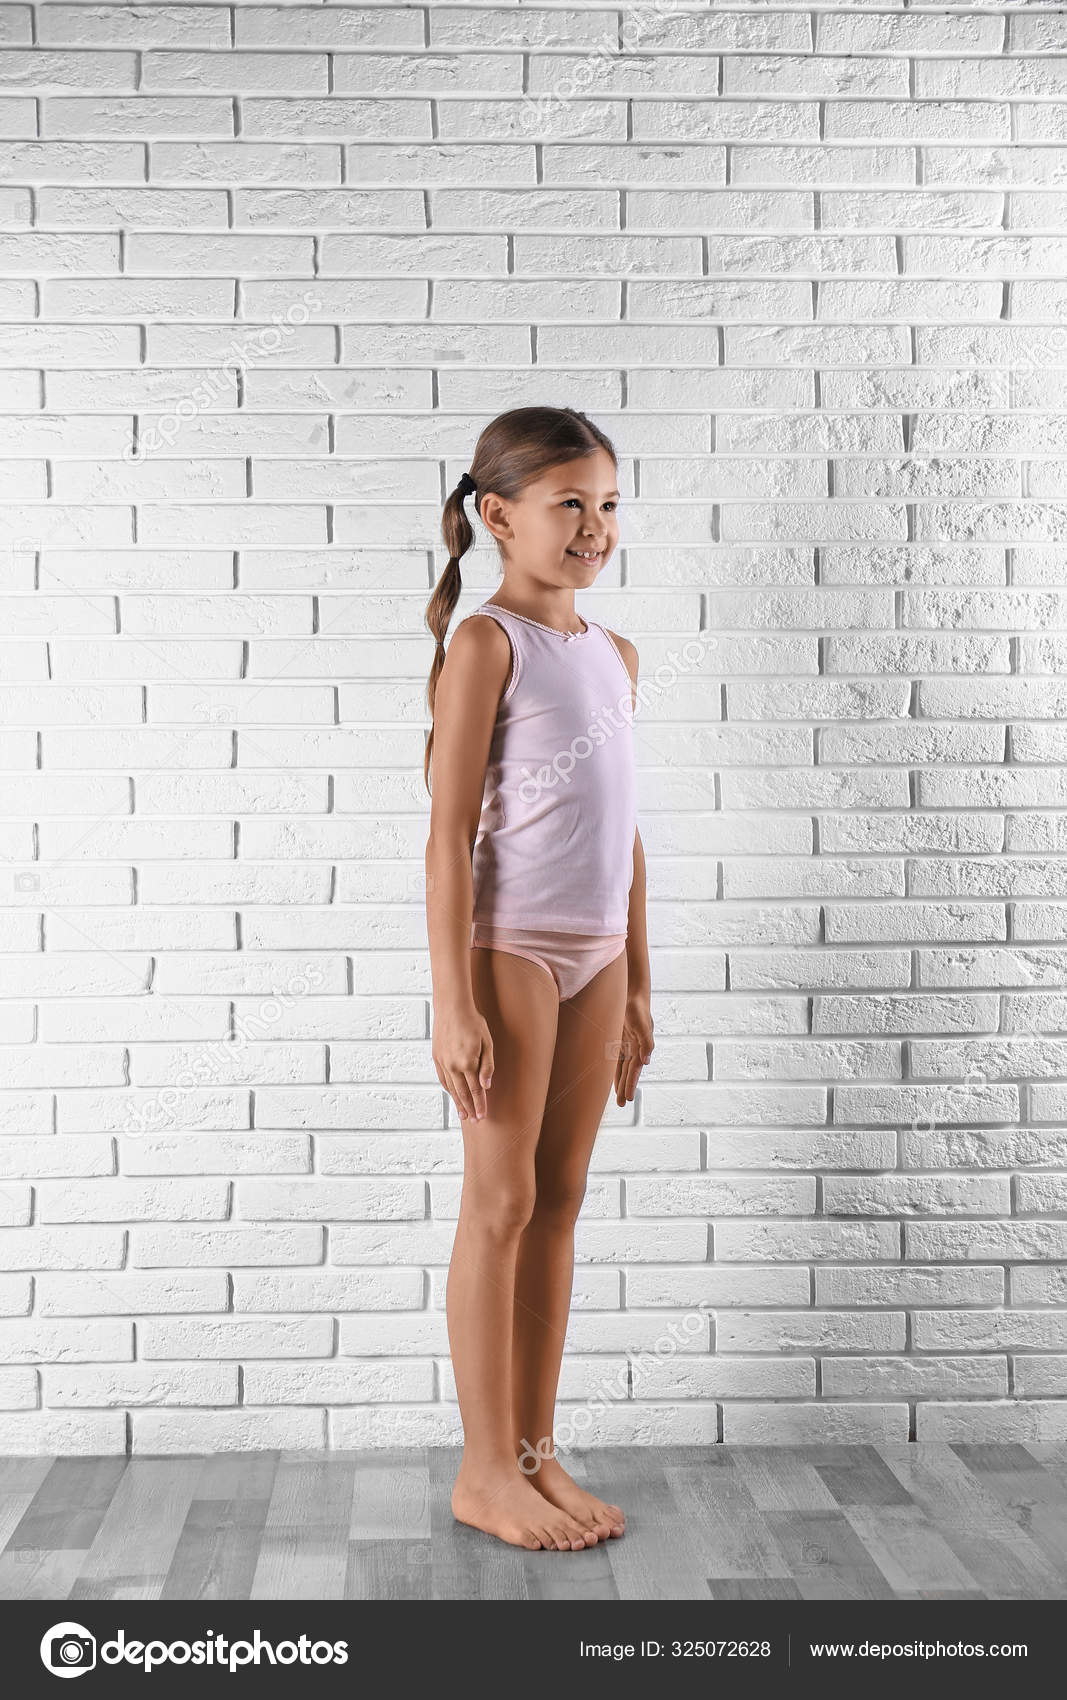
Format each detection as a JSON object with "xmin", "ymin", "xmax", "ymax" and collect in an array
[
  {"xmin": 461, "ymin": 1179, "xmax": 537, "ymax": 1236},
  {"xmin": 530, "ymin": 1175, "xmax": 587, "ymax": 1227}
]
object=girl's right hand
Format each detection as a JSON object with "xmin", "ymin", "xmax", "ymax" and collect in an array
[{"xmin": 432, "ymin": 1005, "xmax": 495, "ymax": 1122}]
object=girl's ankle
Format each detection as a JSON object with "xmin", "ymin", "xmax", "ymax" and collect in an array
[{"xmin": 456, "ymin": 1450, "xmax": 524, "ymax": 1478}]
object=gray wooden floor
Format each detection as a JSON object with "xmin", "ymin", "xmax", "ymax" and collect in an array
[{"xmin": 1, "ymin": 1444, "xmax": 1066, "ymax": 1601}]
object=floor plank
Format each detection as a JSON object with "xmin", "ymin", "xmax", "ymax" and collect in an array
[
  {"xmin": 250, "ymin": 1456, "xmax": 355, "ymax": 1600},
  {"xmin": 877, "ymin": 1442, "xmax": 1064, "ymax": 1600},
  {"xmin": 70, "ymin": 1459, "xmax": 202, "ymax": 1601}
]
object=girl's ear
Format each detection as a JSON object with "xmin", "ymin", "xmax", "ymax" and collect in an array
[{"xmin": 479, "ymin": 492, "xmax": 512, "ymax": 544}]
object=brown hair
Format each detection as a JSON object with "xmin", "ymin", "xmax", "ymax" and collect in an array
[{"xmin": 423, "ymin": 405, "xmax": 617, "ymax": 791}]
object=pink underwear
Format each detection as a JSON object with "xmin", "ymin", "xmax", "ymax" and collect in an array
[{"xmin": 470, "ymin": 922, "xmax": 627, "ymax": 1003}]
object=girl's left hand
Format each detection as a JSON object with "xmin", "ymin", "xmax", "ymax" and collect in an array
[{"xmin": 614, "ymin": 989, "xmax": 654, "ymax": 1105}]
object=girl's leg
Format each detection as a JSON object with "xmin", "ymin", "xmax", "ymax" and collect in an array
[
  {"xmin": 447, "ymin": 944, "xmax": 596, "ymax": 1552},
  {"xmin": 512, "ymin": 948, "xmax": 629, "ymax": 1539}
]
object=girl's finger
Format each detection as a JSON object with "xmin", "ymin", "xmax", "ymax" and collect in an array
[
  {"xmin": 468, "ymin": 1036, "xmax": 495, "ymax": 1118},
  {"xmin": 464, "ymin": 1065, "xmax": 487, "ymax": 1120},
  {"xmin": 444, "ymin": 1066, "xmax": 477, "ymax": 1122},
  {"xmin": 440, "ymin": 1067, "xmax": 464, "ymax": 1118},
  {"xmin": 623, "ymin": 1055, "xmax": 642, "ymax": 1103},
  {"xmin": 479, "ymin": 1041, "xmax": 494, "ymax": 1090},
  {"xmin": 436, "ymin": 1061, "xmax": 463, "ymax": 1110},
  {"xmin": 617, "ymin": 1049, "xmax": 636, "ymax": 1105}
]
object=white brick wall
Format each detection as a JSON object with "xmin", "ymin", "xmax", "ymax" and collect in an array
[{"xmin": 1, "ymin": 0, "xmax": 1067, "ymax": 1455}]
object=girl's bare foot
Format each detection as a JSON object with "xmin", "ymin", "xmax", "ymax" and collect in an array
[
  {"xmin": 452, "ymin": 1460, "xmax": 597, "ymax": 1551},
  {"xmin": 525, "ymin": 1453, "xmax": 626, "ymax": 1539}
]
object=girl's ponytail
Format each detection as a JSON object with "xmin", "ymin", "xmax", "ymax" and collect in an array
[{"xmin": 424, "ymin": 475, "xmax": 477, "ymax": 791}]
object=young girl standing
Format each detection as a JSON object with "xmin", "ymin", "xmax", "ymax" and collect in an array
[{"xmin": 423, "ymin": 407, "xmax": 654, "ymax": 1553}]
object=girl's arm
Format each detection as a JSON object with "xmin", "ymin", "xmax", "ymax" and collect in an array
[
  {"xmin": 625, "ymin": 826, "xmax": 651, "ymax": 997},
  {"xmin": 424, "ymin": 615, "xmax": 511, "ymax": 1119},
  {"xmin": 607, "ymin": 628, "xmax": 655, "ymax": 1103},
  {"xmin": 617, "ymin": 820, "xmax": 655, "ymax": 1105}
]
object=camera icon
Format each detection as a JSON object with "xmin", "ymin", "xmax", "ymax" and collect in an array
[
  {"xmin": 41, "ymin": 1622, "xmax": 96, "ymax": 1678},
  {"xmin": 14, "ymin": 872, "xmax": 40, "ymax": 893},
  {"xmin": 193, "ymin": 701, "xmax": 233, "ymax": 724}
]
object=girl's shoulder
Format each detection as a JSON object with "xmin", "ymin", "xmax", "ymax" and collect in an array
[
  {"xmin": 602, "ymin": 625, "xmax": 638, "ymax": 673},
  {"xmin": 449, "ymin": 607, "xmax": 511, "ymax": 656},
  {"xmin": 600, "ymin": 626, "xmax": 638, "ymax": 713},
  {"xmin": 445, "ymin": 606, "xmax": 515, "ymax": 682}
]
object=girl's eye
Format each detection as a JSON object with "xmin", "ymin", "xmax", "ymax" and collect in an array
[{"xmin": 562, "ymin": 499, "xmax": 617, "ymax": 510}]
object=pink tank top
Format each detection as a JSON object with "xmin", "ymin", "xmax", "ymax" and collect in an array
[{"xmin": 464, "ymin": 601, "xmax": 638, "ymax": 935}]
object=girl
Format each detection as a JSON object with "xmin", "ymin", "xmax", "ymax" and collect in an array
[{"xmin": 423, "ymin": 406, "xmax": 654, "ymax": 1553}]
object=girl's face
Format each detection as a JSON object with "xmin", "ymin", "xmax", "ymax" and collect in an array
[{"xmin": 485, "ymin": 447, "xmax": 620, "ymax": 585}]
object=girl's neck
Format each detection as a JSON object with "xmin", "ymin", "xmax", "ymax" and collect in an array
[{"xmin": 486, "ymin": 582, "xmax": 582, "ymax": 633}]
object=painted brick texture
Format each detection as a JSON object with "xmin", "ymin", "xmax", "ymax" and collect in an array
[{"xmin": 1, "ymin": 1, "xmax": 1066, "ymax": 1454}]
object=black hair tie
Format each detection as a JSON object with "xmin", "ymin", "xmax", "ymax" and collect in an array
[{"xmin": 456, "ymin": 471, "xmax": 477, "ymax": 498}]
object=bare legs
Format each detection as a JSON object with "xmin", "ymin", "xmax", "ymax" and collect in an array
[
  {"xmin": 511, "ymin": 951, "xmax": 628, "ymax": 1540},
  {"xmin": 446, "ymin": 943, "xmax": 628, "ymax": 1550},
  {"xmin": 447, "ymin": 946, "xmax": 591, "ymax": 1550}
]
